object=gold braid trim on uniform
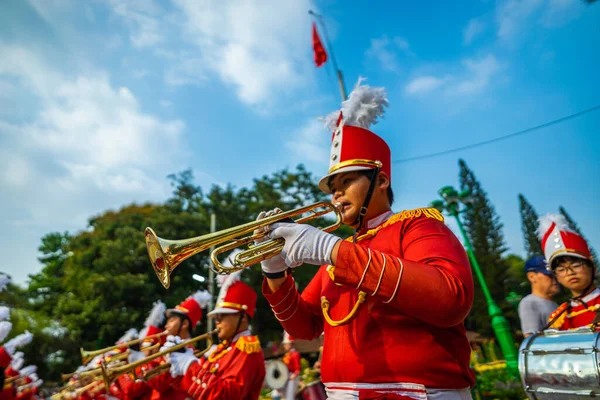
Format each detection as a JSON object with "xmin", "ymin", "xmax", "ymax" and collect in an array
[
  {"xmin": 321, "ymin": 207, "xmax": 444, "ymax": 327},
  {"xmin": 235, "ymin": 336, "xmax": 261, "ymax": 354},
  {"xmin": 568, "ymin": 304, "xmax": 600, "ymax": 319},
  {"xmin": 548, "ymin": 303, "xmax": 568, "ymax": 329}
]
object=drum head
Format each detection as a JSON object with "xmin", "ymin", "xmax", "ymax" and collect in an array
[{"xmin": 266, "ymin": 360, "xmax": 289, "ymax": 390}]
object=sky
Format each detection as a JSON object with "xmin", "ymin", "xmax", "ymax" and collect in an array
[{"xmin": 1, "ymin": 0, "xmax": 599, "ymax": 285}]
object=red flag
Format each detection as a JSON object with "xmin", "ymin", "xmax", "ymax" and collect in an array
[{"xmin": 312, "ymin": 22, "xmax": 328, "ymax": 67}]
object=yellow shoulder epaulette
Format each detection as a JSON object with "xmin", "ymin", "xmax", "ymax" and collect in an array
[
  {"xmin": 548, "ymin": 302, "xmax": 568, "ymax": 329},
  {"xmin": 359, "ymin": 207, "xmax": 444, "ymax": 240},
  {"xmin": 235, "ymin": 335, "xmax": 261, "ymax": 354}
]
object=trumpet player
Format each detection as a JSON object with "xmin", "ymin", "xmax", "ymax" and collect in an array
[
  {"xmin": 144, "ymin": 290, "xmax": 210, "ymax": 400},
  {"xmin": 164, "ymin": 271, "xmax": 266, "ymax": 400},
  {"xmin": 261, "ymin": 82, "xmax": 475, "ymax": 399}
]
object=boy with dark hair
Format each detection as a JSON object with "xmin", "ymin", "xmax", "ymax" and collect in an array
[{"xmin": 539, "ymin": 214, "xmax": 598, "ymax": 330}]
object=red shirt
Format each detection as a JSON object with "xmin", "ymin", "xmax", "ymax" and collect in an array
[
  {"xmin": 263, "ymin": 209, "xmax": 475, "ymax": 390},
  {"xmin": 549, "ymin": 288, "xmax": 600, "ymax": 330},
  {"xmin": 179, "ymin": 333, "xmax": 266, "ymax": 400}
]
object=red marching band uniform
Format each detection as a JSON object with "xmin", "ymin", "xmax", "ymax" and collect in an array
[
  {"xmin": 540, "ymin": 215, "xmax": 598, "ymax": 330},
  {"xmin": 144, "ymin": 293, "xmax": 208, "ymax": 400},
  {"xmin": 177, "ymin": 271, "xmax": 266, "ymax": 400},
  {"xmin": 263, "ymin": 83, "xmax": 475, "ymax": 399}
]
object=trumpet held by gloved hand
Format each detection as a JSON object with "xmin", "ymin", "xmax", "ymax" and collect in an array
[
  {"xmin": 268, "ymin": 222, "xmax": 341, "ymax": 267},
  {"xmin": 162, "ymin": 335, "xmax": 198, "ymax": 377},
  {"xmin": 255, "ymin": 209, "xmax": 288, "ymax": 275}
]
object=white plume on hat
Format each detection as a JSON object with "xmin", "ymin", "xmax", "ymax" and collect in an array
[
  {"xmin": 0, "ymin": 321, "xmax": 12, "ymax": 342},
  {"xmin": 191, "ymin": 290, "xmax": 212, "ymax": 309},
  {"xmin": 0, "ymin": 276, "xmax": 10, "ymax": 292},
  {"xmin": 537, "ymin": 213, "xmax": 573, "ymax": 239},
  {"xmin": 19, "ymin": 365, "xmax": 37, "ymax": 376},
  {"xmin": 116, "ymin": 328, "xmax": 138, "ymax": 344},
  {"xmin": 324, "ymin": 78, "xmax": 388, "ymax": 132},
  {"xmin": 144, "ymin": 301, "xmax": 166, "ymax": 328},
  {"xmin": 10, "ymin": 355, "xmax": 24, "ymax": 371},
  {"xmin": 4, "ymin": 331, "xmax": 32, "ymax": 355},
  {"xmin": 0, "ymin": 306, "xmax": 10, "ymax": 322}
]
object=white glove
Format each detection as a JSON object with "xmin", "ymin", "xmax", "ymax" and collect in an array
[
  {"xmin": 167, "ymin": 352, "xmax": 198, "ymax": 378},
  {"xmin": 161, "ymin": 335, "xmax": 193, "ymax": 354},
  {"xmin": 269, "ymin": 223, "xmax": 341, "ymax": 267},
  {"xmin": 127, "ymin": 350, "xmax": 145, "ymax": 364},
  {"xmin": 255, "ymin": 209, "xmax": 288, "ymax": 275}
]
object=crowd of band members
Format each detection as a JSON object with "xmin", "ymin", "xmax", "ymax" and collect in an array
[{"xmin": 1, "ymin": 82, "xmax": 597, "ymax": 400}]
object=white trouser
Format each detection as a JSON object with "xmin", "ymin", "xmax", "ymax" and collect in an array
[
  {"xmin": 324, "ymin": 382, "xmax": 472, "ymax": 400},
  {"xmin": 286, "ymin": 376, "xmax": 300, "ymax": 400}
]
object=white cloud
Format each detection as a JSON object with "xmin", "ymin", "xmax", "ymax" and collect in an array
[
  {"xmin": 107, "ymin": 0, "xmax": 315, "ymax": 106},
  {"xmin": 285, "ymin": 119, "xmax": 329, "ymax": 165},
  {"xmin": 449, "ymin": 54, "xmax": 501, "ymax": 95},
  {"xmin": 107, "ymin": 0, "xmax": 166, "ymax": 48},
  {"xmin": 405, "ymin": 54, "xmax": 501, "ymax": 97},
  {"xmin": 405, "ymin": 76, "xmax": 446, "ymax": 95},
  {"xmin": 463, "ymin": 18, "xmax": 485, "ymax": 45},
  {"xmin": 496, "ymin": 0, "xmax": 544, "ymax": 42},
  {"xmin": 0, "ymin": 43, "xmax": 187, "ymax": 228},
  {"xmin": 366, "ymin": 35, "xmax": 413, "ymax": 72}
]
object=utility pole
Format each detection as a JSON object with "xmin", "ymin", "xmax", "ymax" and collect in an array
[
  {"xmin": 431, "ymin": 186, "xmax": 519, "ymax": 378},
  {"xmin": 207, "ymin": 213, "xmax": 216, "ymax": 334},
  {"xmin": 309, "ymin": 10, "xmax": 347, "ymax": 101}
]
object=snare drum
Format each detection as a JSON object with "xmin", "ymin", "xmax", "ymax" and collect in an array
[
  {"xmin": 519, "ymin": 327, "xmax": 600, "ymax": 399},
  {"xmin": 296, "ymin": 380, "xmax": 326, "ymax": 400}
]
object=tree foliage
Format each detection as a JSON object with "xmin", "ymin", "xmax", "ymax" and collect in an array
[
  {"xmin": 518, "ymin": 194, "xmax": 543, "ymax": 259},
  {"xmin": 458, "ymin": 159, "xmax": 512, "ymax": 335}
]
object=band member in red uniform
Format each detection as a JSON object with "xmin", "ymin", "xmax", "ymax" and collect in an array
[
  {"xmin": 0, "ymin": 332, "xmax": 32, "ymax": 400},
  {"xmin": 145, "ymin": 290, "xmax": 210, "ymax": 400},
  {"xmin": 165, "ymin": 270, "xmax": 266, "ymax": 400},
  {"xmin": 281, "ymin": 331, "xmax": 301, "ymax": 400},
  {"xmin": 260, "ymin": 82, "xmax": 475, "ymax": 399},
  {"xmin": 540, "ymin": 214, "xmax": 598, "ymax": 330},
  {"xmin": 113, "ymin": 301, "xmax": 167, "ymax": 400}
]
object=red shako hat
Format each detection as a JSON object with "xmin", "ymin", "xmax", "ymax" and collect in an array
[
  {"xmin": 166, "ymin": 290, "xmax": 211, "ymax": 329},
  {"xmin": 538, "ymin": 213, "xmax": 592, "ymax": 268},
  {"xmin": 207, "ymin": 268, "xmax": 257, "ymax": 319},
  {"xmin": 318, "ymin": 79, "xmax": 390, "ymax": 193},
  {"xmin": 282, "ymin": 331, "xmax": 294, "ymax": 344}
]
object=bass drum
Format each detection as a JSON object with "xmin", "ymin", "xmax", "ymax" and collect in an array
[
  {"xmin": 296, "ymin": 381, "xmax": 326, "ymax": 400},
  {"xmin": 519, "ymin": 327, "xmax": 600, "ymax": 399}
]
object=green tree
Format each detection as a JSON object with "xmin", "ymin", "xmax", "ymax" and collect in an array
[
  {"xmin": 518, "ymin": 194, "xmax": 543, "ymax": 259},
  {"xmin": 458, "ymin": 159, "xmax": 510, "ymax": 335},
  {"xmin": 559, "ymin": 206, "xmax": 598, "ymax": 266}
]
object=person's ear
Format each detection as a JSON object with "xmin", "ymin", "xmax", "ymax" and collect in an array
[
  {"xmin": 378, "ymin": 172, "xmax": 390, "ymax": 190},
  {"xmin": 526, "ymin": 272, "xmax": 536, "ymax": 283}
]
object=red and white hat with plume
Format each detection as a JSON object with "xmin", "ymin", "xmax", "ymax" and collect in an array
[
  {"xmin": 166, "ymin": 290, "xmax": 211, "ymax": 329},
  {"xmin": 538, "ymin": 213, "xmax": 592, "ymax": 268},
  {"xmin": 282, "ymin": 331, "xmax": 295, "ymax": 344},
  {"xmin": 208, "ymin": 251, "xmax": 257, "ymax": 318},
  {"xmin": 141, "ymin": 300, "xmax": 166, "ymax": 347},
  {"xmin": 318, "ymin": 78, "xmax": 390, "ymax": 193}
]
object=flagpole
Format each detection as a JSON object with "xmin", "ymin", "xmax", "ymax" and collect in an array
[{"xmin": 309, "ymin": 10, "xmax": 347, "ymax": 101}]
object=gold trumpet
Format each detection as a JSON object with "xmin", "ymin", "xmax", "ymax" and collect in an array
[
  {"xmin": 145, "ymin": 201, "xmax": 342, "ymax": 288},
  {"xmin": 80, "ymin": 331, "xmax": 167, "ymax": 364},
  {"xmin": 100, "ymin": 329, "xmax": 217, "ymax": 391}
]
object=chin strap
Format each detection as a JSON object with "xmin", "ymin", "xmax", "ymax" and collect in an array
[{"xmin": 352, "ymin": 163, "xmax": 382, "ymax": 243}]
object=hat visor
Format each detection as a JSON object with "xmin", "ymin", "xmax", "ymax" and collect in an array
[
  {"xmin": 318, "ymin": 165, "xmax": 374, "ymax": 194},
  {"xmin": 165, "ymin": 308, "xmax": 186, "ymax": 319},
  {"xmin": 207, "ymin": 307, "xmax": 241, "ymax": 318},
  {"xmin": 549, "ymin": 252, "xmax": 590, "ymax": 268}
]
